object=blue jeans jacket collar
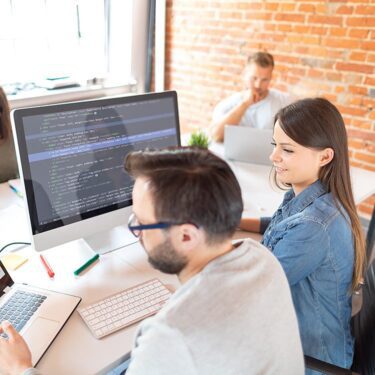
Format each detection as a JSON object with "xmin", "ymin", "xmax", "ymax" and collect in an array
[{"xmin": 281, "ymin": 180, "xmax": 327, "ymax": 218}]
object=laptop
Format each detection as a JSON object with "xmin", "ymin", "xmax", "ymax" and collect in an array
[
  {"xmin": 0, "ymin": 259, "xmax": 81, "ymax": 366},
  {"xmin": 224, "ymin": 126, "xmax": 274, "ymax": 165}
]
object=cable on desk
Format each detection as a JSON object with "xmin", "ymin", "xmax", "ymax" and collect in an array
[{"xmin": 0, "ymin": 242, "xmax": 31, "ymax": 253}]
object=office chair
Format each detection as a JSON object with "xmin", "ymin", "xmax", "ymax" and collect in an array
[{"xmin": 304, "ymin": 257, "xmax": 375, "ymax": 375}]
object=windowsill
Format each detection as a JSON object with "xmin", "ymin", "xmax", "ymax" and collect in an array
[{"xmin": 8, "ymin": 80, "xmax": 138, "ymax": 110}]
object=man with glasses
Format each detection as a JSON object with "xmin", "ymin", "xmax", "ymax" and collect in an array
[
  {"xmin": 0, "ymin": 147, "xmax": 303, "ymax": 375},
  {"xmin": 211, "ymin": 51, "xmax": 292, "ymax": 142}
]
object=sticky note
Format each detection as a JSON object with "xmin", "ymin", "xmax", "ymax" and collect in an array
[{"xmin": 1, "ymin": 253, "xmax": 28, "ymax": 270}]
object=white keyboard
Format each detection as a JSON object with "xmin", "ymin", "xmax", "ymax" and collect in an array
[{"xmin": 78, "ymin": 278, "xmax": 172, "ymax": 339}]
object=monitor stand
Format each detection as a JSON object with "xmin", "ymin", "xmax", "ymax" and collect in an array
[{"xmin": 84, "ymin": 225, "xmax": 139, "ymax": 255}]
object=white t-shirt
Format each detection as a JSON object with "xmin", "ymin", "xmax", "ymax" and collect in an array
[
  {"xmin": 127, "ymin": 239, "xmax": 304, "ymax": 375},
  {"xmin": 213, "ymin": 89, "xmax": 293, "ymax": 129}
]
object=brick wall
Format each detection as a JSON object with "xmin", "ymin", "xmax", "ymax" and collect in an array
[{"xmin": 164, "ymin": 0, "xmax": 375, "ymax": 218}]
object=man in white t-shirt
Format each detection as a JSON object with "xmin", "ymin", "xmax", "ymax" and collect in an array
[{"xmin": 211, "ymin": 52, "xmax": 292, "ymax": 142}]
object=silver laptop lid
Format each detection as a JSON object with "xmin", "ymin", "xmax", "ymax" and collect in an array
[{"xmin": 224, "ymin": 126, "xmax": 274, "ymax": 165}]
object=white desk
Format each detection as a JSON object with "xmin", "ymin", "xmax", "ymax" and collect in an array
[
  {"xmin": 209, "ymin": 141, "xmax": 375, "ymax": 217},
  {"xmin": 0, "ymin": 184, "xmax": 180, "ymax": 374}
]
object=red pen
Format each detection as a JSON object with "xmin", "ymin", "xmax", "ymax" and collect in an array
[{"xmin": 40, "ymin": 254, "xmax": 55, "ymax": 278}]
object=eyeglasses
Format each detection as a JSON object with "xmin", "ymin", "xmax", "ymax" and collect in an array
[{"xmin": 127, "ymin": 213, "xmax": 177, "ymax": 238}]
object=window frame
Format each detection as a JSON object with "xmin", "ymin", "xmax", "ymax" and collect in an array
[{"xmin": 6, "ymin": 0, "xmax": 150, "ymax": 109}]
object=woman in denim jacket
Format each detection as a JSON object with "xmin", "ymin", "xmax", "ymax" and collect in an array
[{"xmin": 240, "ymin": 98, "xmax": 365, "ymax": 373}]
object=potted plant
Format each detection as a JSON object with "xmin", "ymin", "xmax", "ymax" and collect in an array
[{"xmin": 187, "ymin": 129, "xmax": 210, "ymax": 149}]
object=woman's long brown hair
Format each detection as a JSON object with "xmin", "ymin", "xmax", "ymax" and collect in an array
[
  {"xmin": 274, "ymin": 97, "xmax": 366, "ymax": 292},
  {"xmin": 0, "ymin": 87, "xmax": 11, "ymax": 141}
]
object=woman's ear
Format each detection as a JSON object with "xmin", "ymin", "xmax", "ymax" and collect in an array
[{"xmin": 319, "ymin": 148, "xmax": 334, "ymax": 167}]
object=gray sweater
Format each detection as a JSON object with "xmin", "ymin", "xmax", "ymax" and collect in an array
[
  {"xmin": 127, "ymin": 239, "xmax": 304, "ymax": 374},
  {"xmin": 24, "ymin": 239, "xmax": 304, "ymax": 374}
]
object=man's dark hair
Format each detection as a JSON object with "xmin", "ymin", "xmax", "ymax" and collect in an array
[
  {"xmin": 124, "ymin": 147, "xmax": 243, "ymax": 244},
  {"xmin": 247, "ymin": 51, "xmax": 274, "ymax": 68}
]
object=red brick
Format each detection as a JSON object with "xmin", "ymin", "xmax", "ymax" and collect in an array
[
  {"xmin": 337, "ymin": 5, "xmax": 354, "ymax": 14},
  {"xmin": 311, "ymin": 26, "xmax": 328, "ymax": 35},
  {"xmin": 348, "ymin": 29, "xmax": 370, "ymax": 38},
  {"xmin": 365, "ymin": 77, "xmax": 375, "ymax": 86},
  {"xmin": 327, "ymin": 50, "xmax": 345, "ymax": 60},
  {"xmin": 274, "ymin": 13, "xmax": 305, "ymax": 23},
  {"xmin": 336, "ymin": 62, "xmax": 373, "ymax": 74},
  {"xmin": 346, "ymin": 17, "xmax": 375, "ymax": 27},
  {"xmin": 339, "ymin": 106, "xmax": 368, "ymax": 117},
  {"xmin": 239, "ymin": 2, "xmax": 263, "ymax": 10},
  {"xmin": 303, "ymin": 35, "xmax": 321, "ymax": 45},
  {"xmin": 265, "ymin": 3, "xmax": 279, "ymax": 11},
  {"xmin": 349, "ymin": 139, "xmax": 366, "ymax": 150},
  {"xmin": 354, "ymin": 152, "xmax": 375, "ymax": 165},
  {"xmin": 218, "ymin": 10, "xmax": 244, "ymax": 19},
  {"xmin": 308, "ymin": 69, "xmax": 325, "ymax": 78},
  {"xmin": 293, "ymin": 25, "xmax": 311, "ymax": 33},
  {"xmin": 329, "ymin": 27, "xmax": 348, "ymax": 37},
  {"xmin": 244, "ymin": 12, "xmax": 273, "ymax": 21},
  {"xmin": 349, "ymin": 86, "xmax": 369, "ymax": 95},
  {"xmin": 308, "ymin": 15, "xmax": 342, "ymax": 26},
  {"xmin": 326, "ymin": 72, "xmax": 343, "ymax": 81},
  {"xmin": 355, "ymin": 5, "xmax": 375, "ymax": 15},
  {"xmin": 309, "ymin": 46, "xmax": 328, "ymax": 57},
  {"xmin": 363, "ymin": 98, "xmax": 375, "ymax": 110},
  {"xmin": 294, "ymin": 46, "xmax": 310, "ymax": 54},
  {"xmin": 298, "ymin": 3, "xmax": 315, "ymax": 12},
  {"xmin": 349, "ymin": 51, "xmax": 368, "ymax": 61},
  {"xmin": 280, "ymin": 3, "xmax": 296, "ymax": 11},
  {"xmin": 351, "ymin": 119, "xmax": 373, "ymax": 130},
  {"xmin": 315, "ymin": 4, "xmax": 327, "ymax": 13},
  {"xmin": 278, "ymin": 24, "xmax": 292, "ymax": 32},
  {"xmin": 276, "ymin": 55, "xmax": 301, "ymax": 64},
  {"xmin": 361, "ymin": 41, "xmax": 375, "ymax": 51},
  {"xmin": 347, "ymin": 129, "xmax": 375, "ymax": 143},
  {"xmin": 324, "ymin": 37, "xmax": 360, "ymax": 49}
]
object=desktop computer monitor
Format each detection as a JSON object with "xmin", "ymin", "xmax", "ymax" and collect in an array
[{"xmin": 11, "ymin": 91, "xmax": 180, "ymax": 254}]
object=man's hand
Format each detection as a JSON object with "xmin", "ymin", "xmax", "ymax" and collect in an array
[
  {"xmin": 242, "ymin": 89, "xmax": 264, "ymax": 107},
  {"xmin": 0, "ymin": 321, "xmax": 33, "ymax": 375}
]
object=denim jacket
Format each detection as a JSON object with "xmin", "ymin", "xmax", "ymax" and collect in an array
[{"xmin": 261, "ymin": 180, "xmax": 354, "ymax": 372}]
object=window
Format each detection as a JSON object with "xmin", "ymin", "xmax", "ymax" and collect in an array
[{"xmin": 0, "ymin": 0, "xmax": 135, "ymax": 86}]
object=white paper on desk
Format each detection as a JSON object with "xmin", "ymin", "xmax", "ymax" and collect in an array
[
  {"xmin": 43, "ymin": 239, "xmax": 97, "ymax": 273},
  {"xmin": 0, "ymin": 205, "xmax": 30, "ymax": 248},
  {"xmin": 242, "ymin": 191, "xmax": 282, "ymax": 217}
]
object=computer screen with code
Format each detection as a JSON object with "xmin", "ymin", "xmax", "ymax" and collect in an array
[{"xmin": 13, "ymin": 91, "xmax": 180, "ymax": 237}]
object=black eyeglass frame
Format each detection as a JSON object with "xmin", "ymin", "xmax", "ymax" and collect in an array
[
  {"xmin": 128, "ymin": 213, "xmax": 177, "ymax": 238},
  {"xmin": 127, "ymin": 213, "xmax": 198, "ymax": 238}
]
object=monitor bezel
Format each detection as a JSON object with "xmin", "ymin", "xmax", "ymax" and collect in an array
[{"xmin": 11, "ymin": 90, "xmax": 180, "ymax": 239}]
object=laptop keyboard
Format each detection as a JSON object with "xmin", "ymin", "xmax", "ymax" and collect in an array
[
  {"xmin": 78, "ymin": 278, "xmax": 172, "ymax": 339},
  {"xmin": 0, "ymin": 290, "xmax": 47, "ymax": 337}
]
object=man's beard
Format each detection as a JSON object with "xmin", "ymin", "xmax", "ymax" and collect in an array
[{"xmin": 143, "ymin": 237, "xmax": 188, "ymax": 275}]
